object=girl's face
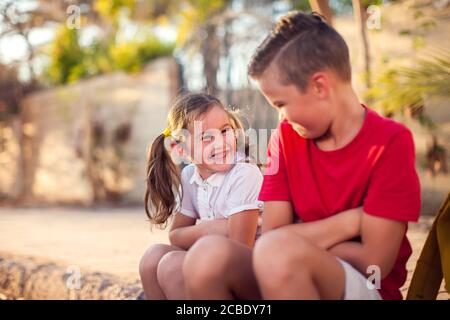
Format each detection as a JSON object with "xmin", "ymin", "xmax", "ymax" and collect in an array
[{"xmin": 187, "ymin": 104, "xmax": 237, "ymax": 179}]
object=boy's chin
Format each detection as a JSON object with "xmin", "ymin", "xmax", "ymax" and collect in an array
[
  {"xmin": 294, "ymin": 127, "xmax": 323, "ymax": 140},
  {"xmin": 294, "ymin": 127, "xmax": 311, "ymax": 138}
]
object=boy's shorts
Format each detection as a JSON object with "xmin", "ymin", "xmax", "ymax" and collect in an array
[{"xmin": 337, "ymin": 258, "xmax": 382, "ymax": 300}]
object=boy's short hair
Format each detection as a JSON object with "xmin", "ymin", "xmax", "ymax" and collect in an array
[{"xmin": 247, "ymin": 11, "xmax": 351, "ymax": 91}]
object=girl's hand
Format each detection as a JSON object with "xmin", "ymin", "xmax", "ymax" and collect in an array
[{"xmin": 201, "ymin": 219, "xmax": 228, "ymax": 237}]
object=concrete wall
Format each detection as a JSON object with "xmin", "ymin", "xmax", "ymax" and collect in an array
[
  {"xmin": 0, "ymin": 119, "xmax": 22, "ymax": 201},
  {"xmin": 16, "ymin": 57, "xmax": 179, "ymax": 205}
]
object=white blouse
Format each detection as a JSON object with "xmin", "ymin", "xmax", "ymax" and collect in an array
[{"xmin": 177, "ymin": 161, "xmax": 263, "ymax": 221}]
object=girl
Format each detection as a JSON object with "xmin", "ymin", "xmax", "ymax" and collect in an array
[{"xmin": 139, "ymin": 93, "xmax": 263, "ymax": 300}]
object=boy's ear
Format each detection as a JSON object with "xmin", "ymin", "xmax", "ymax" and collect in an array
[{"xmin": 310, "ymin": 72, "xmax": 329, "ymax": 99}]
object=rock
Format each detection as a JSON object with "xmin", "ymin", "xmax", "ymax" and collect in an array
[{"xmin": 0, "ymin": 252, "xmax": 143, "ymax": 300}]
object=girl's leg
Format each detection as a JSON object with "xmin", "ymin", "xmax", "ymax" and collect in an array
[
  {"xmin": 139, "ymin": 243, "xmax": 183, "ymax": 300},
  {"xmin": 157, "ymin": 251, "xmax": 187, "ymax": 299},
  {"xmin": 253, "ymin": 229, "xmax": 346, "ymax": 300},
  {"xmin": 183, "ymin": 235, "xmax": 261, "ymax": 300}
]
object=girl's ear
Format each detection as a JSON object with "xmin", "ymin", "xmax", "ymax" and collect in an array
[{"xmin": 171, "ymin": 142, "xmax": 185, "ymax": 158}]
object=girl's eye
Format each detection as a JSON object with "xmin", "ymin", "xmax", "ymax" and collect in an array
[
  {"xmin": 202, "ymin": 135, "xmax": 213, "ymax": 142},
  {"xmin": 221, "ymin": 127, "xmax": 232, "ymax": 135}
]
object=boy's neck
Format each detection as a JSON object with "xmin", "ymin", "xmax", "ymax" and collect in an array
[{"xmin": 314, "ymin": 86, "xmax": 366, "ymax": 152}]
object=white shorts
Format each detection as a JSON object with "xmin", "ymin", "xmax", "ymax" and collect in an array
[{"xmin": 337, "ymin": 258, "xmax": 382, "ymax": 300}]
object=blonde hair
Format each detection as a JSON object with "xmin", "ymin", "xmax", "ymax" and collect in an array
[{"xmin": 145, "ymin": 92, "xmax": 246, "ymax": 226}]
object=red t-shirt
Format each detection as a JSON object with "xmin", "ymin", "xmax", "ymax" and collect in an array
[{"xmin": 258, "ymin": 105, "xmax": 421, "ymax": 300}]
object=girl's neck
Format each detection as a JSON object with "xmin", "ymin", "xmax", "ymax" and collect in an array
[{"xmin": 197, "ymin": 165, "xmax": 215, "ymax": 180}]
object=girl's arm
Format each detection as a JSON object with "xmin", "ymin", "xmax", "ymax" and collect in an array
[
  {"xmin": 261, "ymin": 201, "xmax": 295, "ymax": 233},
  {"xmin": 168, "ymin": 213, "xmax": 228, "ymax": 250},
  {"xmin": 228, "ymin": 209, "xmax": 259, "ymax": 248}
]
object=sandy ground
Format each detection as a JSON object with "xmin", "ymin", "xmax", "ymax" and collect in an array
[
  {"xmin": 0, "ymin": 207, "xmax": 448, "ymax": 299},
  {"xmin": 0, "ymin": 207, "xmax": 169, "ymax": 282}
]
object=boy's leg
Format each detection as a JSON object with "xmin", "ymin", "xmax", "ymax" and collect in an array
[
  {"xmin": 253, "ymin": 229, "xmax": 346, "ymax": 300},
  {"xmin": 183, "ymin": 235, "xmax": 261, "ymax": 300},
  {"xmin": 157, "ymin": 251, "xmax": 187, "ymax": 300},
  {"xmin": 139, "ymin": 244, "xmax": 184, "ymax": 300}
]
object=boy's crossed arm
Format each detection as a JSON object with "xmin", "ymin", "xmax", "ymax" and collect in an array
[
  {"xmin": 261, "ymin": 201, "xmax": 362, "ymax": 249},
  {"xmin": 262, "ymin": 201, "xmax": 406, "ymax": 279},
  {"xmin": 328, "ymin": 213, "xmax": 407, "ymax": 279}
]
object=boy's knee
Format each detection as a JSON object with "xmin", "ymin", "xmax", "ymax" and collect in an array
[
  {"xmin": 139, "ymin": 244, "xmax": 173, "ymax": 278},
  {"xmin": 254, "ymin": 230, "xmax": 314, "ymax": 282},
  {"xmin": 183, "ymin": 235, "xmax": 234, "ymax": 287}
]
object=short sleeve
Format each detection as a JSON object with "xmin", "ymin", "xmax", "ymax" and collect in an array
[
  {"xmin": 177, "ymin": 166, "xmax": 199, "ymax": 219},
  {"xmin": 363, "ymin": 129, "xmax": 421, "ymax": 222},
  {"xmin": 223, "ymin": 164, "xmax": 263, "ymax": 217},
  {"xmin": 258, "ymin": 126, "xmax": 291, "ymax": 201}
]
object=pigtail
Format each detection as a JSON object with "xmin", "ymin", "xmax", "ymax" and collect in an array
[
  {"xmin": 144, "ymin": 133, "xmax": 181, "ymax": 226},
  {"xmin": 227, "ymin": 109, "xmax": 253, "ymax": 163}
]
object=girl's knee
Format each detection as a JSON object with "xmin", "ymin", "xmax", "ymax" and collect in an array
[
  {"xmin": 139, "ymin": 244, "xmax": 174, "ymax": 277},
  {"xmin": 156, "ymin": 251, "xmax": 185, "ymax": 285},
  {"xmin": 183, "ymin": 235, "xmax": 234, "ymax": 285}
]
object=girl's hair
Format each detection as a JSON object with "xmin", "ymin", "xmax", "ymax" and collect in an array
[{"xmin": 144, "ymin": 92, "xmax": 245, "ymax": 226}]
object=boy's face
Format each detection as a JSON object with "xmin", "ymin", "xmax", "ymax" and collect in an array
[{"xmin": 257, "ymin": 69, "xmax": 333, "ymax": 140}]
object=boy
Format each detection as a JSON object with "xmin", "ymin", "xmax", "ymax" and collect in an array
[{"xmin": 182, "ymin": 12, "xmax": 421, "ymax": 300}]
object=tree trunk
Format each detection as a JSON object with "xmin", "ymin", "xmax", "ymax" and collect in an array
[
  {"xmin": 223, "ymin": 17, "xmax": 233, "ymax": 106},
  {"xmin": 352, "ymin": 0, "xmax": 372, "ymax": 89},
  {"xmin": 309, "ymin": 0, "xmax": 333, "ymax": 26},
  {"xmin": 201, "ymin": 22, "xmax": 221, "ymax": 96}
]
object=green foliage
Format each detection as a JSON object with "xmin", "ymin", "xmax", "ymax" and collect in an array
[
  {"xmin": 95, "ymin": 0, "xmax": 136, "ymax": 21},
  {"xmin": 289, "ymin": 0, "xmax": 312, "ymax": 12},
  {"xmin": 44, "ymin": 26, "xmax": 174, "ymax": 85},
  {"xmin": 109, "ymin": 36, "xmax": 174, "ymax": 73},
  {"xmin": 176, "ymin": 0, "xmax": 228, "ymax": 45},
  {"xmin": 366, "ymin": 49, "xmax": 450, "ymax": 126},
  {"xmin": 46, "ymin": 26, "xmax": 86, "ymax": 85}
]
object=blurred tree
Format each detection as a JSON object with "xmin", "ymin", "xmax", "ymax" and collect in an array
[
  {"xmin": 290, "ymin": 0, "xmax": 312, "ymax": 12},
  {"xmin": 0, "ymin": 0, "xmax": 60, "ymax": 85},
  {"xmin": 352, "ymin": 0, "xmax": 372, "ymax": 89},
  {"xmin": 366, "ymin": 49, "xmax": 450, "ymax": 125},
  {"xmin": 108, "ymin": 36, "xmax": 174, "ymax": 73},
  {"xmin": 0, "ymin": 64, "xmax": 22, "ymax": 120},
  {"xmin": 42, "ymin": 0, "xmax": 174, "ymax": 85},
  {"xmin": 309, "ymin": 0, "xmax": 333, "ymax": 25},
  {"xmin": 176, "ymin": 0, "xmax": 230, "ymax": 95},
  {"xmin": 45, "ymin": 26, "xmax": 86, "ymax": 84}
]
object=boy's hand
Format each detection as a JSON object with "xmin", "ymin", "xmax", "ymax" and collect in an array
[
  {"xmin": 277, "ymin": 206, "xmax": 363, "ymax": 249},
  {"xmin": 328, "ymin": 212, "xmax": 407, "ymax": 279},
  {"xmin": 340, "ymin": 206, "xmax": 363, "ymax": 239}
]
